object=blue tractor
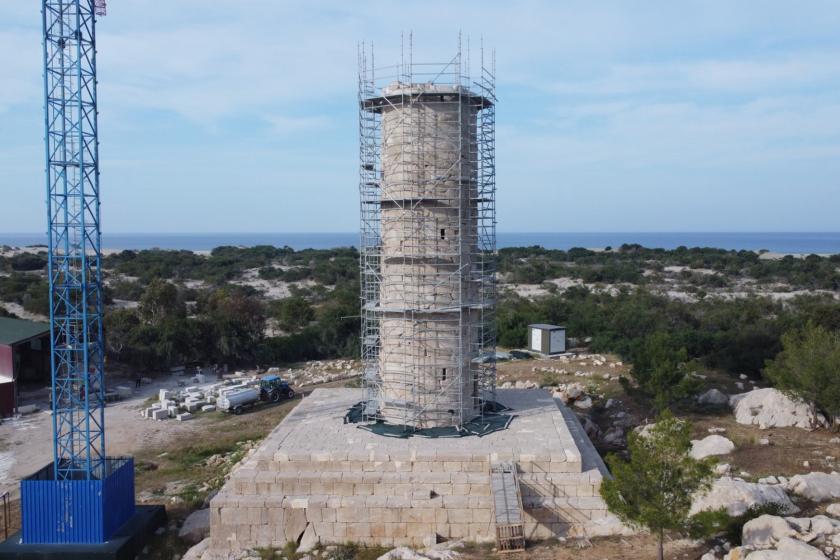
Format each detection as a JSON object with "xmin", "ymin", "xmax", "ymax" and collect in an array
[{"xmin": 259, "ymin": 375, "xmax": 295, "ymax": 403}]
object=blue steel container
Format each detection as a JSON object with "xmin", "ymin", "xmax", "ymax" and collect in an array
[{"xmin": 21, "ymin": 457, "xmax": 136, "ymax": 544}]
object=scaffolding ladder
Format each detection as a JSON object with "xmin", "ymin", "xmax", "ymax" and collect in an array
[{"xmin": 490, "ymin": 462, "xmax": 526, "ymax": 552}]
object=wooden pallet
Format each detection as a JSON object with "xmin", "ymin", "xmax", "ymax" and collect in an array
[{"xmin": 490, "ymin": 462, "xmax": 526, "ymax": 552}]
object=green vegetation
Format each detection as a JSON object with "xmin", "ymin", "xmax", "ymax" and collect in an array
[
  {"xmin": 269, "ymin": 296, "xmax": 315, "ymax": 331},
  {"xmin": 256, "ymin": 281, "xmax": 359, "ymax": 364},
  {"xmin": 497, "ymin": 286, "xmax": 840, "ymax": 382},
  {"xmin": 4, "ymin": 244, "xmax": 840, "ymax": 395},
  {"xmin": 600, "ymin": 411, "xmax": 715, "ymax": 560},
  {"xmin": 764, "ymin": 322, "xmax": 840, "ymax": 428},
  {"xmin": 630, "ymin": 332, "xmax": 699, "ymax": 410},
  {"xmin": 688, "ymin": 502, "xmax": 789, "ymax": 545},
  {"xmin": 81, "ymin": 247, "xmax": 360, "ymax": 370},
  {"xmin": 499, "ymin": 244, "xmax": 840, "ymax": 289},
  {"xmin": 101, "ymin": 245, "xmax": 358, "ymax": 285},
  {"xmin": 0, "ymin": 274, "xmax": 49, "ymax": 316}
]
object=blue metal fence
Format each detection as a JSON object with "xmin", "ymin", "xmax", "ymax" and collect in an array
[{"xmin": 21, "ymin": 457, "xmax": 135, "ymax": 544}]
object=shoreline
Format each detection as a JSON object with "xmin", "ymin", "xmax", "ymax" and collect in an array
[{"xmin": 0, "ymin": 244, "xmax": 836, "ymax": 259}]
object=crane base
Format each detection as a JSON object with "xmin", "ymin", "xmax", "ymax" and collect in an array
[{"xmin": 0, "ymin": 504, "xmax": 166, "ymax": 560}]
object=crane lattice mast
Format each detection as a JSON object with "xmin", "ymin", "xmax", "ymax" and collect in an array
[{"xmin": 42, "ymin": 0, "xmax": 106, "ymax": 480}]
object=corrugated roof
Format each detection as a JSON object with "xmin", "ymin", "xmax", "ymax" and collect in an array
[
  {"xmin": 0, "ymin": 317, "xmax": 50, "ymax": 346},
  {"xmin": 528, "ymin": 323, "xmax": 565, "ymax": 330}
]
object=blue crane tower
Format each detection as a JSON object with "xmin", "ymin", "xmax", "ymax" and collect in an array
[
  {"xmin": 43, "ymin": 0, "xmax": 107, "ymax": 483},
  {"xmin": 16, "ymin": 0, "xmax": 137, "ymax": 545}
]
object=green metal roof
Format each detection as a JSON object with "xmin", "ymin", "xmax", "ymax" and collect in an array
[{"xmin": 0, "ymin": 317, "xmax": 49, "ymax": 346}]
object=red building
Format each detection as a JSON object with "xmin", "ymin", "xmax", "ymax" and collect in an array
[{"xmin": 0, "ymin": 317, "xmax": 50, "ymax": 416}]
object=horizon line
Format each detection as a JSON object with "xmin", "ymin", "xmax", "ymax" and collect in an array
[{"xmin": 3, "ymin": 230, "xmax": 840, "ymax": 236}]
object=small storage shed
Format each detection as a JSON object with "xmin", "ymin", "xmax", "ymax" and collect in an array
[{"xmin": 528, "ymin": 324, "xmax": 566, "ymax": 355}]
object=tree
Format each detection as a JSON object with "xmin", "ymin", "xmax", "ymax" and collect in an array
[
  {"xmin": 138, "ymin": 279, "xmax": 185, "ymax": 325},
  {"xmin": 104, "ymin": 308, "xmax": 139, "ymax": 362},
  {"xmin": 764, "ymin": 322, "xmax": 840, "ymax": 429},
  {"xmin": 600, "ymin": 411, "xmax": 715, "ymax": 560},
  {"xmin": 630, "ymin": 332, "xmax": 698, "ymax": 411},
  {"xmin": 200, "ymin": 287, "xmax": 266, "ymax": 364},
  {"xmin": 270, "ymin": 296, "xmax": 314, "ymax": 332}
]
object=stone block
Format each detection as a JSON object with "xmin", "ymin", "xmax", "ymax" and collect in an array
[{"xmin": 283, "ymin": 509, "xmax": 307, "ymax": 542}]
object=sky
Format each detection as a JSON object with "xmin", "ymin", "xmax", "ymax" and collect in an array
[{"xmin": 1, "ymin": 1, "xmax": 840, "ymax": 234}]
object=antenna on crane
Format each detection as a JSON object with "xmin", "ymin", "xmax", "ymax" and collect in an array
[{"xmin": 95, "ymin": 0, "xmax": 106, "ymax": 16}]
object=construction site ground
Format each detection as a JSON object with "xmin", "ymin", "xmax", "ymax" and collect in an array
[{"xmin": 0, "ymin": 354, "xmax": 837, "ymax": 559}]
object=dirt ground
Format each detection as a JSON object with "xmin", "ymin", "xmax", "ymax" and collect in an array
[
  {"xmin": 0, "ymin": 373, "xmax": 209, "ymax": 496},
  {"xmin": 460, "ymin": 536, "xmax": 706, "ymax": 560}
]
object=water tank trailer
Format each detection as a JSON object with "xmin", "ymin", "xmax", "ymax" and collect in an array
[{"xmin": 217, "ymin": 375, "xmax": 295, "ymax": 414}]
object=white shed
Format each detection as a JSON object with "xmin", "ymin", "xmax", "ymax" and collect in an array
[{"xmin": 528, "ymin": 324, "xmax": 566, "ymax": 355}]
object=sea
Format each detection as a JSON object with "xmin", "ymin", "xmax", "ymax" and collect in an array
[{"xmin": 1, "ymin": 232, "xmax": 838, "ymax": 254}]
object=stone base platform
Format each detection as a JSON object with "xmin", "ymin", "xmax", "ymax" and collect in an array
[{"xmin": 209, "ymin": 389, "xmax": 626, "ymax": 553}]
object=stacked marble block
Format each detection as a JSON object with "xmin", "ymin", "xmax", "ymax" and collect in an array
[{"xmin": 208, "ymin": 388, "xmax": 625, "ymax": 554}]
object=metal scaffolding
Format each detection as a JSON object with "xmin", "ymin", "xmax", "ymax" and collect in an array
[
  {"xmin": 358, "ymin": 37, "xmax": 497, "ymax": 430},
  {"xmin": 42, "ymin": 0, "xmax": 106, "ymax": 480}
]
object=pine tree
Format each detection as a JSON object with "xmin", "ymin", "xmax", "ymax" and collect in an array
[
  {"xmin": 600, "ymin": 411, "xmax": 714, "ymax": 560},
  {"xmin": 764, "ymin": 322, "xmax": 840, "ymax": 429}
]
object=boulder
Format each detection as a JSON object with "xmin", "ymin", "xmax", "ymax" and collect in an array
[
  {"xmin": 741, "ymin": 515, "xmax": 793, "ymax": 548},
  {"xmin": 698, "ymin": 388, "xmax": 729, "ymax": 406},
  {"xmin": 551, "ymin": 389, "xmax": 569, "ymax": 404},
  {"xmin": 800, "ymin": 515, "xmax": 840, "ymax": 536},
  {"xmin": 178, "ymin": 508, "xmax": 210, "ymax": 544},
  {"xmin": 579, "ymin": 414, "xmax": 601, "ymax": 440},
  {"xmin": 690, "ymin": 435, "xmax": 735, "ymax": 460},
  {"xmin": 724, "ymin": 547, "xmax": 751, "ymax": 560},
  {"xmin": 731, "ymin": 388, "xmax": 819, "ymax": 430},
  {"xmin": 566, "ymin": 382, "xmax": 585, "ymax": 400},
  {"xmin": 182, "ymin": 537, "xmax": 210, "ymax": 560},
  {"xmin": 691, "ymin": 477, "xmax": 798, "ymax": 516},
  {"xmin": 775, "ymin": 537, "xmax": 828, "ymax": 560},
  {"xmin": 602, "ymin": 426, "xmax": 625, "ymax": 446},
  {"xmin": 574, "ymin": 396, "xmax": 593, "ymax": 409},
  {"xmin": 635, "ymin": 423, "xmax": 655, "ymax": 438},
  {"xmin": 787, "ymin": 472, "xmax": 840, "ymax": 502},
  {"xmin": 377, "ymin": 549, "xmax": 429, "ymax": 560},
  {"xmin": 724, "ymin": 547, "xmax": 746, "ymax": 560},
  {"xmin": 743, "ymin": 551, "xmax": 786, "ymax": 560},
  {"xmin": 377, "ymin": 543, "xmax": 464, "ymax": 560},
  {"xmin": 827, "ymin": 503, "xmax": 840, "ymax": 517}
]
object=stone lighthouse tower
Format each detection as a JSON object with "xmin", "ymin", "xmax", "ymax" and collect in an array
[{"xmin": 358, "ymin": 44, "xmax": 497, "ymax": 429}]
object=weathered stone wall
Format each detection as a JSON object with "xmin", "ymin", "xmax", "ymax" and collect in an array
[{"xmin": 376, "ymin": 83, "xmax": 480, "ymax": 429}]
